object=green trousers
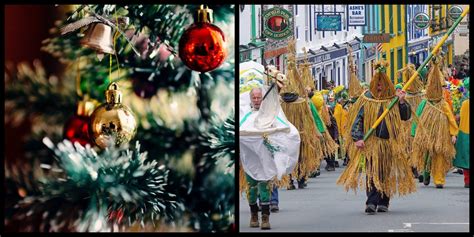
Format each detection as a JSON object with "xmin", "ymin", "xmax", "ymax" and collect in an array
[{"xmin": 245, "ymin": 173, "xmax": 271, "ymax": 205}]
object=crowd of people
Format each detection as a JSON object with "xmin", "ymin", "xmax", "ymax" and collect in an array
[{"xmin": 239, "ymin": 45, "xmax": 470, "ymax": 229}]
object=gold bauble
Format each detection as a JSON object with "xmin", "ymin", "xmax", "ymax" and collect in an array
[{"xmin": 89, "ymin": 82, "xmax": 137, "ymax": 149}]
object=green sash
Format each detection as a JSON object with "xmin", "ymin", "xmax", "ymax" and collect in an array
[
  {"xmin": 309, "ymin": 101, "xmax": 326, "ymax": 133},
  {"xmin": 411, "ymin": 99, "xmax": 428, "ymax": 137}
]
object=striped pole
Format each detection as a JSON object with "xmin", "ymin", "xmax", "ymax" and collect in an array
[{"xmin": 363, "ymin": 6, "xmax": 469, "ymax": 142}]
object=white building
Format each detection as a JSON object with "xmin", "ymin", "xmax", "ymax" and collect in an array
[
  {"xmin": 453, "ymin": 4, "xmax": 469, "ymax": 56},
  {"xmin": 293, "ymin": 5, "xmax": 363, "ymax": 90},
  {"xmin": 241, "ymin": 4, "xmax": 365, "ymax": 90},
  {"xmin": 261, "ymin": 5, "xmax": 295, "ymax": 72},
  {"xmin": 239, "ymin": 5, "xmax": 265, "ymax": 64}
]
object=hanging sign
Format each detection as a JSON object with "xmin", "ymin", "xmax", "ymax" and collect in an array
[
  {"xmin": 448, "ymin": 5, "xmax": 463, "ymax": 20},
  {"xmin": 347, "ymin": 5, "xmax": 367, "ymax": 26},
  {"xmin": 413, "ymin": 12, "xmax": 430, "ymax": 30},
  {"xmin": 316, "ymin": 14, "xmax": 342, "ymax": 31},
  {"xmin": 363, "ymin": 33, "xmax": 390, "ymax": 43},
  {"xmin": 263, "ymin": 7, "xmax": 293, "ymax": 40}
]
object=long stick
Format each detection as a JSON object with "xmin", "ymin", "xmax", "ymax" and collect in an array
[{"xmin": 363, "ymin": 6, "xmax": 470, "ymax": 142}]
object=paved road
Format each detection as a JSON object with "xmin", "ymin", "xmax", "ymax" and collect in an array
[{"xmin": 239, "ymin": 161, "xmax": 469, "ymax": 232}]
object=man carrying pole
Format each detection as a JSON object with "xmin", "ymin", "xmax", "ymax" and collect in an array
[
  {"xmin": 337, "ymin": 5, "xmax": 468, "ymax": 213},
  {"xmin": 336, "ymin": 60, "xmax": 416, "ymax": 214}
]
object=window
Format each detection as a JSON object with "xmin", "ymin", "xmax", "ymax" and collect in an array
[
  {"xmin": 338, "ymin": 66, "xmax": 341, "ymax": 85},
  {"xmin": 295, "ymin": 5, "xmax": 298, "ymax": 16},
  {"xmin": 296, "ymin": 26, "xmax": 299, "ymax": 39},
  {"xmin": 305, "ymin": 6, "xmax": 309, "ymax": 42},
  {"xmin": 397, "ymin": 5, "xmax": 401, "ymax": 33},
  {"xmin": 362, "ymin": 63, "xmax": 366, "ymax": 81},
  {"xmin": 309, "ymin": 5, "xmax": 312, "ymax": 41},
  {"xmin": 372, "ymin": 5, "xmax": 376, "ymax": 33},
  {"xmin": 389, "ymin": 5, "xmax": 393, "ymax": 34},
  {"xmin": 343, "ymin": 58, "xmax": 345, "ymax": 86},
  {"xmin": 240, "ymin": 50, "xmax": 251, "ymax": 62},
  {"xmin": 305, "ymin": 27, "xmax": 308, "ymax": 42},
  {"xmin": 398, "ymin": 48, "xmax": 403, "ymax": 82},
  {"xmin": 365, "ymin": 6, "xmax": 371, "ymax": 34},
  {"xmin": 390, "ymin": 50, "xmax": 394, "ymax": 83},
  {"xmin": 381, "ymin": 5, "xmax": 385, "ymax": 33}
]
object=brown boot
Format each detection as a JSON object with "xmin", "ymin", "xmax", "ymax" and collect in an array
[
  {"xmin": 261, "ymin": 205, "xmax": 271, "ymax": 230},
  {"xmin": 249, "ymin": 204, "xmax": 259, "ymax": 228}
]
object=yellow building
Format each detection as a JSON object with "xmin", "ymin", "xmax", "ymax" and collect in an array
[
  {"xmin": 429, "ymin": 4, "xmax": 453, "ymax": 65},
  {"xmin": 379, "ymin": 5, "xmax": 407, "ymax": 84}
]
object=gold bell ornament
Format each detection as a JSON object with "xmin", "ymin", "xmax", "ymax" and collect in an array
[
  {"xmin": 89, "ymin": 82, "xmax": 137, "ymax": 149},
  {"xmin": 80, "ymin": 23, "xmax": 115, "ymax": 60}
]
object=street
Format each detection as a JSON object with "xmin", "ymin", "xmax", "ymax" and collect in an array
[{"xmin": 239, "ymin": 160, "xmax": 469, "ymax": 232}]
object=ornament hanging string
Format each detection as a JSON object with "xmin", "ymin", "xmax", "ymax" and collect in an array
[
  {"xmin": 109, "ymin": 8, "xmax": 121, "ymax": 83},
  {"xmin": 76, "ymin": 58, "xmax": 82, "ymax": 98}
]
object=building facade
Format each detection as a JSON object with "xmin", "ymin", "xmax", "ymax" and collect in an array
[
  {"xmin": 294, "ymin": 5, "xmax": 363, "ymax": 90},
  {"xmin": 379, "ymin": 5, "xmax": 407, "ymax": 84},
  {"xmin": 239, "ymin": 5, "xmax": 265, "ymax": 64},
  {"xmin": 407, "ymin": 5, "xmax": 430, "ymax": 69},
  {"xmin": 361, "ymin": 5, "xmax": 380, "ymax": 83},
  {"xmin": 452, "ymin": 4, "xmax": 469, "ymax": 56},
  {"xmin": 428, "ymin": 4, "xmax": 454, "ymax": 65}
]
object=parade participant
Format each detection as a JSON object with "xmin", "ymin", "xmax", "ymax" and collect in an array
[
  {"xmin": 411, "ymin": 55, "xmax": 458, "ymax": 189},
  {"xmin": 240, "ymin": 85, "xmax": 300, "ymax": 229},
  {"xmin": 337, "ymin": 47, "xmax": 365, "ymax": 166},
  {"xmin": 453, "ymin": 78, "xmax": 470, "ymax": 188},
  {"xmin": 337, "ymin": 60, "xmax": 416, "ymax": 214},
  {"xmin": 334, "ymin": 92, "xmax": 350, "ymax": 166},
  {"xmin": 396, "ymin": 64, "xmax": 426, "ymax": 179},
  {"xmin": 310, "ymin": 91, "xmax": 339, "ymax": 172},
  {"xmin": 325, "ymin": 87, "xmax": 342, "ymax": 169},
  {"xmin": 280, "ymin": 41, "xmax": 324, "ymax": 190}
]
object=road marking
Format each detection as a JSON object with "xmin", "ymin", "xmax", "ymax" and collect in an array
[
  {"xmin": 388, "ymin": 229, "xmax": 414, "ymax": 232},
  {"xmin": 389, "ymin": 223, "xmax": 468, "ymax": 232},
  {"xmin": 404, "ymin": 223, "xmax": 469, "ymax": 225}
]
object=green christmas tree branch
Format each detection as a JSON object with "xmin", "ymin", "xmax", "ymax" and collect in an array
[{"xmin": 6, "ymin": 138, "xmax": 183, "ymax": 232}]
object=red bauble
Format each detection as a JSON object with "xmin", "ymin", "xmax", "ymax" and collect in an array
[
  {"xmin": 179, "ymin": 22, "xmax": 227, "ymax": 73},
  {"xmin": 63, "ymin": 115, "xmax": 91, "ymax": 146}
]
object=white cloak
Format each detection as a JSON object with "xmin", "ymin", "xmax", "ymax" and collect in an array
[{"xmin": 239, "ymin": 85, "xmax": 300, "ymax": 181}]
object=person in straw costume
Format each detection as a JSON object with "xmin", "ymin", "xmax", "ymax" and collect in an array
[
  {"xmin": 396, "ymin": 63, "xmax": 426, "ymax": 180},
  {"xmin": 411, "ymin": 54, "xmax": 458, "ymax": 189},
  {"xmin": 279, "ymin": 39, "xmax": 324, "ymax": 190},
  {"xmin": 336, "ymin": 46, "xmax": 365, "ymax": 166},
  {"xmin": 310, "ymin": 90, "xmax": 339, "ymax": 171},
  {"xmin": 337, "ymin": 59, "xmax": 416, "ymax": 214},
  {"xmin": 299, "ymin": 47, "xmax": 338, "ymax": 173}
]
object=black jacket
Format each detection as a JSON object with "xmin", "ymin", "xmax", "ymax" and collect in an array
[
  {"xmin": 327, "ymin": 106, "xmax": 339, "ymax": 141},
  {"xmin": 351, "ymin": 91, "xmax": 411, "ymax": 141}
]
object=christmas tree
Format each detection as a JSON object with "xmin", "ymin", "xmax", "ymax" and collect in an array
[{"xmin": 5, "ymin": 4, "xmax": 235, "ymax": 232}]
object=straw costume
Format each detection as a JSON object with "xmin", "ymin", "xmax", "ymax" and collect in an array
[
  {"xmin": 299, "ymin": 48, "xmax": 338, "ymax": 165},
  {"xmin": 279, "ymin": 40, "xmax": 323, "ymax": 186},
  {"xmin": 337, "ymin": 60, "xmax": 416, "ymax": 213},
  {"xmin": 411, "ymin": 55, "xmax": 458, "ymax": 188},
  {"xmin": 336, "ymin": 47, "xmax": 364, "ymax": 165},
  {"xmin": 395, "ymin": 64, "xmax": 426, "ymax": 177}
]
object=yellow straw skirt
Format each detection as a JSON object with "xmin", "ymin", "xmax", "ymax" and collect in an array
[
  {"xmin": 337, "ymin": 93, "xmax": 417, "ymax": 198},
  {"xmin": 411, "ymin": 100, "xmax": 456, "ymax": 175}
]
